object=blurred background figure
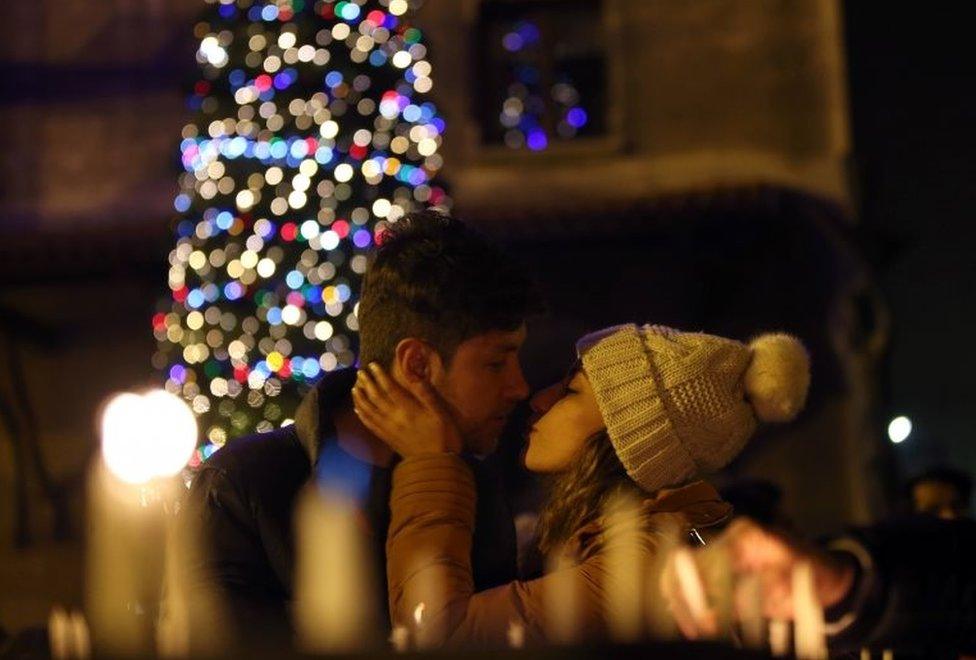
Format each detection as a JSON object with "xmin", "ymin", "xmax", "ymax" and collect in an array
[
  {"xmin": 665, "ymin": 516, "xmax": 976, "ymax": 655},
  {"xmin": 719, "ymin": 478, "xmax": 792, "ymax": 529},
  {"xmin": 906, "ymin": 466, "xmax": 973, "ymax": 520}
]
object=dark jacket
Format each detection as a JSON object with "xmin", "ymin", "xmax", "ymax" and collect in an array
[
  {"xmin": 183, "ymin": 368, "xmax": 517, "ymax": 649},
  {"xmin": 828, "ymin": 515, "xmax": 976, "ymax": 655}
]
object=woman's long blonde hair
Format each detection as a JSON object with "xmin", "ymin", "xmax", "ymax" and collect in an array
[{"xmin": 535, "ymin": 430, "xmax": 644, "ymax": 556}]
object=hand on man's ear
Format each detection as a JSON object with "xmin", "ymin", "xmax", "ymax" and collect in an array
[{"xmin": 353, "ymin": 362, "xmax": 462, "ymax": 456}]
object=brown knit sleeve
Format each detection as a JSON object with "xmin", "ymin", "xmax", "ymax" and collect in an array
[{"xmin": 387, "ymin": 454, "xmax": 608, "ymax": 649}]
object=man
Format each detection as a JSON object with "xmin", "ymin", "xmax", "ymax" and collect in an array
[
  {"xmin": 666, "ymin": 516, "xmax": 976, "ymax": 655},
  {"xmin": 184, "ymin": 210, "xmax": 541, "ymax": 649},
  {"xmin": 907, "ymin": 465, "xmax": 972, "ymax": 519}
]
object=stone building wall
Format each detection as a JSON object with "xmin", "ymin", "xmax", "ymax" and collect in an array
[{"xmin": 419, "ymin": 0, "xmax": 850, "ymax": 223}]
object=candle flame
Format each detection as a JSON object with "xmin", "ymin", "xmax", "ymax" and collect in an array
[
  {"xmin": 506, "ymin": 620, "xmax": 525, "ymax": 649},
  {"xmin": 101, "ymin": 390, "xmax": 197, "ymax": 484},
  {"xmin": 413, "ymin": 602, "xmax": 426, "ymax": 626},
  {"xmin": 389, "ymin": 626, "xmax": 410, "ymax": 653}
]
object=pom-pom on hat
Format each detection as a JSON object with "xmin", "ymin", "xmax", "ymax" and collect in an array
[{"xmin": 576, "ymin": 324, "xmax": 810, "ymax": 494}]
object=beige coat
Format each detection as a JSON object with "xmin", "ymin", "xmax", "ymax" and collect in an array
[{"xmin": 387, "ymin": 454, "xmax": 732, "ymax": 648}]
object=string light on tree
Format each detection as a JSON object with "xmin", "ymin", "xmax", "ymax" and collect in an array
[{"xmin": 154, "ymin": 0, "xmax": 449, "ymax": 459}]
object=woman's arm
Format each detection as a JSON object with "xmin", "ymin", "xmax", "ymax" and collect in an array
[
  {"xmin": 352, "ymin": 364, "xmax": 607, "ymax": 646},
  {"xmin": 387, "ymin": 454, "xmax": 606, "ymax": 649}
]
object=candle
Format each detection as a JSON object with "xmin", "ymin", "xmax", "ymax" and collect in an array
[
  {"xmin": 735, "ymin": 573, "xmax": 764, "ymax": 649},
  {"xmin": 673, "ymin": 548, "xmax": 711, "ymax": 631},
  {"xmin": 603, "ymin": 494, "xmax": 645, "ymax": 642},
  {"xmin": 699, "ymin": 540, "xmax": 735, "ymax": 641},
  {"xmin": 294, "ymin": 486, "xmax": 376, "ymax": 653},
  {"xmin": 48, "ymin": 607, "xmax": 70, "ymax": 659},
  {"xmin": 544, "ymin": 545, "xmax": 580, "ymax": 644},
  {"xmin": 68, "ymin": 611, "xmax": 91, "ymax": 659},
  {"xmin": 409, "ymin": 550, "xmax": 448, "ymax": 650},
  {"xmin": 414, "ymin": 602, "xmax": 426, "ymax": 627},
  {"xmin": 768, "ymin": 619, "xmax": 791, "ymax": 657},
  {"xmin": 506, "ymin": 620, "xmax": 525, "ymax": 649},
  {"xmin": 389, "ymin": 626, "xmax": 410, "ymax": 653},
  {"xmin": 646, "ymin": 522, "xmax": 684, "ymax": 639},
  {"xmin": 157, "ymin": 497, "xmax": 226, "ymax": 656},
  {"xmin": 792, "ymin": 561, "xmax": 827, "ymax": 659},
  {"xmin": 49, "ymin": 607, "xmax": 91, "ymax": 659},
  {"xmin": 87, "ymin": 390, "xmax": 197, "ymax": 656},
  {"xmin": 100, "ymin": 391, "xmax": 197, "ymax": 486}
]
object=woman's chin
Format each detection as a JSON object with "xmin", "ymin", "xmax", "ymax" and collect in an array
[
  {"xmin": 522, "ymin": 447, "xmax": 543, "ymax": 473},
  {"xmin": 522, "ymin": 449, "xmax": 558, "ymax": 474}
]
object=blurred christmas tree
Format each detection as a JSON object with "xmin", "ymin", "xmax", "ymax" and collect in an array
[{"xmin": 154, "ymin": 0, "xmax": 448, "ymax": 465}]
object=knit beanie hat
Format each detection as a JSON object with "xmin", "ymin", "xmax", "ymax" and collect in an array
[{"xmin": 576, "ymin": 324, "xmax": 810, "ymax": 494}]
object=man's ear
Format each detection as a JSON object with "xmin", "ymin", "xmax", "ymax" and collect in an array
[{"xmin": 393, "ymin": 338, "xmax": 435, "ymax": 384}]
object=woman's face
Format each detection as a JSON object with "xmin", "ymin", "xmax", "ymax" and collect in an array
[{"xmin": 523, "ymin": 369, "xmax": 606, "ymax": 473}]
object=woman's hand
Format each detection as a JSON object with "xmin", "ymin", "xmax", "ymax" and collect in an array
[
  {"xmin": 662, "ymin": 518, "xmax": 856, "ymax": 638},
  {"xmin": 717, "ymin": 518, "xmax": 855, "ymax": 619},
  {"xmin": 352, "ymin": 362, "xmax": 463, "ymax": 457}
]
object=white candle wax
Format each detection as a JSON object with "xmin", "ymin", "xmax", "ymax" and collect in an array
[
  {"xmin": 294, "ymin": 486, "xmax": 376, "ymax": 653},
  {"xmin": 792, "ymin": 560, "xmax": 827, "ymax": 659},
  {"xmin": 769, "ymin": 619, "xmax": 791, "ymax": 657},
  {"xmin": 603, "ymin": 494, "xmax": 645, "ymax": 642},
  {"xmin": 389, "ymin": 625, "xmax": 410, "ymax": 653},
  {"xmin": 673, "ymin": 548, "xmax": 710, "ymax": 625},
  {"xmin": 87, "ymin": 390, "xmax": 197, "ymax": 655},
  {"xmin": 736, "ymin": 573, "xmax": 764, "ymax": 649},
  {"xmin": 544, "ymin": 546, "xmax": 580, "ymax": 645},
  {"xmin": 506, "ymin": 620, "xmax": 525, "ymax": 649}
]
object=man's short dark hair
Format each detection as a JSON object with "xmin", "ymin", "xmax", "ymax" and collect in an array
[{"xmin": 357, "ymin": 210, "xmax": 542, "ymax": 367}]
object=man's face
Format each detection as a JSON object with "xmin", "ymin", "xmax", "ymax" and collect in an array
[
  {"xmin": 912, "ymin": 480, "xmax": 967, "ymax": 519},
  {"xmin": 430, "ymin": 325, "xmax": 529, "ymax": 455}
]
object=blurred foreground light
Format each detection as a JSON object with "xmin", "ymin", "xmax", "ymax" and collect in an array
[
  {"xmin": 887, "ymin": 415, "xmax": 912, "ymax": 444},
  {"xmin": 101, "ymin": 390, "xmax": 198, "ymax": 484}
]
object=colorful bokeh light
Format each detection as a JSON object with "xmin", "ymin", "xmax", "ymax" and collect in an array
[
  {"xmin": 495, "ymin": 19, "xmax": 593, "ymax": 150},
  {"xmin": 156, "ymin": 0, "xmax": 449, "ymax": 452}
]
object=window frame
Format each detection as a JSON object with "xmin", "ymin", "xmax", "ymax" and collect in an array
[{"xmin": 458, "ymin": 0, "xmax": 627, "ymax": 163}]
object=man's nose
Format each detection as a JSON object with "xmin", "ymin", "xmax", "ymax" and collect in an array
[{"xmin": 508, "ymin": 366, "xmax": 531, "ymax": 402}]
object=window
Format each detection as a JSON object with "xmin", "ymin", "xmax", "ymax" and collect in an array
[{"xmin": 476, "ymin": 0, "xmax": 608, "ymax": 151}]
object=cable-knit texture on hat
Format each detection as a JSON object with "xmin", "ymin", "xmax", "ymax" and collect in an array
[{"xmin": 578, "ymin": 324, "xmax": 760, "ymax": 493}]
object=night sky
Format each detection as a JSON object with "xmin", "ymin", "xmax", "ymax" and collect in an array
[{"xmin": 845, "ymin": 3, "xmax": 976, "ymax": 478}]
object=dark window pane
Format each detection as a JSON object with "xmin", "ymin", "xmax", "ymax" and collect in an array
[{"xmin": 477, "ymin": 0, "xmax": 607, "ymax": 150}]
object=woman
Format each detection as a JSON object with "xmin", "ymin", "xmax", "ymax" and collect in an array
[{"xmin": 352, "ymin": 323, "xmax": 810, "ymax": 648}]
